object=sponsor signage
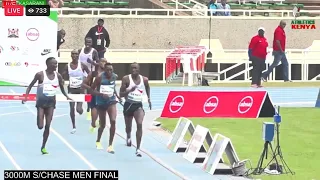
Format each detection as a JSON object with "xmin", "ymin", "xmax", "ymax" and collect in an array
[
  {"xmin": 8, "ymin": 28, "xmax": 19, "ymax": 38},
  {"xmin": 41, "ymin": 49, "xmax": 51, "ymax": 56},
  {"xmin": 5, "ymin": 62, "xmax": 21, "ymax": 66},
  {"xmin": 10, "ymin": 46, "xmax": 19, "ymax": 51},
  {"xmin": 26, "ymin": 28, "xmax": 39, "ymax": 41},
  {"xmin": 161, "ymin": 91, "xmax": 275, "ymax": 118}
]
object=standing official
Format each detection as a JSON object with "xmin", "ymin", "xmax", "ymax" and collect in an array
[
  {"xmin": 85, "ymin": 19, "xmax": 110, "ymax": 59},
  {"xmin": 248, "ymin": 27, "xmax": 268, "ymax": 88},
  {"xmin": 262, "ymin": 20, "xmax": 291, "ymax": 82}
]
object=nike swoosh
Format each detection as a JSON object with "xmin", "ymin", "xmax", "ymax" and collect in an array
[{"xmin": 41, "ymin": 52, "xmax": 50, "ymax": 56}]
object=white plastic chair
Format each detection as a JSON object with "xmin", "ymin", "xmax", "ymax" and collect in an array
[{"xmin": 181, "ymin": 54, "xmax": 202, "ymax": 86}]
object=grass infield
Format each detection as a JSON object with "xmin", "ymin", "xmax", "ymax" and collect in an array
[{"xmin": 157, "ymin": 108, "xmax": 320, "ymax": 180}]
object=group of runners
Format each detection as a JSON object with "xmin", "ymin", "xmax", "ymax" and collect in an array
[{"xmin": 21, "ymin": 37, "xmax": 151, "ymax": 157}]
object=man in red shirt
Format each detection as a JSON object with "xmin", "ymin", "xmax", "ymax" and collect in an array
[
  {"xmin": 248, "ymin": 27, "xmax": 268, "ymax": 88},
  {"xmin": 262, "ymin": 20, "xmax": 290, "ymax": 82}
]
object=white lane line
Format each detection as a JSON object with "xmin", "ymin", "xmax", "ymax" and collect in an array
[
  {"xmin": 0, "ymin": 106, "xmax": 22, "ymax": 109},
  {"xmin": 0, "ymin": 111, "xmax": 31, "ymax": 117},
  {"xmin": 10, "ymin": 89, "xmax": 97, "ymax": 170},
  {"xmin": 0, "ymin": 141, "xmax": 22, "ymax": 170}
]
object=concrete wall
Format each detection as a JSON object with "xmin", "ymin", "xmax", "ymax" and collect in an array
[{"xmin": 59, "ymin": 18, "xmax": 319, "ymax": 50}]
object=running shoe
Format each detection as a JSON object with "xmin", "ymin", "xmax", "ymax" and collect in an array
[
  {"xmin": 126, "ymin": 138, "xmax": 132, "ymax": 147},
  {"xmin": 70, "ymin": 128, "xmax": 76, "ymax": 134},
  {"xmin": 86, "ymin": 111, "xmax": 91, "ymax": 121},
  {"xmin": 96, "ymin": 142, "xmax": 103, "ymax": 150},
  {"xmin": 89, "ymin": 126, "xmax": 95, "ymax": 133},
  {"xmin": 41, "ymin": 148, "xmax": 48, "ymax": 155},
  {"xmin": 95, "ymin": 119, "xmax": 100, "ymax": 127},
  {"xmin": 136, "ymin": 149, "xmax": 142, "ymax": 157},
  {"xmin": 107, "ymin": 146, "xmax": 115, "ymax": 154}
]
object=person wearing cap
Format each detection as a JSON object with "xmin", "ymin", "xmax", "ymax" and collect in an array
[
  {"xmin": 262, "ymin": 20, "xmax": 290, "ymax": 82},
  {"xmin": 248, "ymin": 27, "xmax": 268, "ymax": 88},
  {"xmin": 85, "ymin": 19, "xmax": 110, "ymax": 59}
]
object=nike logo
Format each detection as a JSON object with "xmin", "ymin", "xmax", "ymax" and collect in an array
[
  {"xmin": 41, "ymin": 49, "xmax": 51, "ymax": 56},
  {"xmin": 95, "ymin": 32, "xmax": 103, "ymax": 36}
]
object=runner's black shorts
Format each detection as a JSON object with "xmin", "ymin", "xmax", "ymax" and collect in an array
[
  {"xmin": 97, "ymin": 101, "xmax": 117, "ymax": 111},
  {"xmin": 89, "ymin": 95, "xmax": 97, "ymax": 109},
  {"xmin": 123, "ymin": 101, "xmax": 144, "ymax": 117},
  {"xmin": 36, "ymin": 97, "xmax": 56, "ymax": 109},
  {"xmin": 68, "ymin": 87, "xmax": 84, "ymax": 94}
]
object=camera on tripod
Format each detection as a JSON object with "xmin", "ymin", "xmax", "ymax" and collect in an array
[{"xmin": 253, "ymin": 105, "xmax": 294, "ymax": 175}]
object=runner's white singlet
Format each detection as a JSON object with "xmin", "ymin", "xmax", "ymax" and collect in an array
[
  {"xmin": 79, "ymin": 47, "xmax": 94, "ymax": 77},
  {"xmin": 68, "ymin": 61, "xmax": 83, "ymax": 88},
  {"xmin": 39, "ymin": 71, "xmax": 59, "ymax": 97},
  {"xmin": 126, "ymin": 74, "xmax": 145, "ymax": 102}
]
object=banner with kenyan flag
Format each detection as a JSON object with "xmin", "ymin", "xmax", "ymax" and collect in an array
[{"xmin": 0, "ymin": 7, "xmax": 58, "ymax": 86}]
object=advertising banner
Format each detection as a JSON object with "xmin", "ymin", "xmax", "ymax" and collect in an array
[
  {"xmin": 161, "ymin": 90, "xmax": 275, "ymax": 118},
  {"xmin": 0, "ymin": 8, "xmax": 58, "ymax": 86}
]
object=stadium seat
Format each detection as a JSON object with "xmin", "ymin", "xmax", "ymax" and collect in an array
[
  {"xmin": 63, "ymin": 0, "xmax": 129, "ymax": 8},
  {"xmin": 166, "ymin": 2, "xmax": 195, "ymax": 7}
]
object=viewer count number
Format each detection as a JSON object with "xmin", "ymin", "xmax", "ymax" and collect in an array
[{"xmin": 26, "ymin": 5, "xmax": 50, "ymax": 16}]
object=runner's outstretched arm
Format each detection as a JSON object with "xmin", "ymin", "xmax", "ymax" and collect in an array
[
  {"xmin": 144, "ymin": 77, "xmax": 152, "ymax": 110},
  {"xmin": 57, "ymin": 73, "xmax": 71, "ymax": 100},
  {"xmin": 61, "ymin": 64, "xmax": 68, "ymax": 78},
  {"xmin": 22, "ymin": 72, "xmax": 40, "ymax": 103}
]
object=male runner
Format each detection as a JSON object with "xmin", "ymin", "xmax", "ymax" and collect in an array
[
  {"xmin": 22, "ymin": 57, "xmax": 71, "ymax": 154},
  {"xmin": 119, "ymin": 62, "xmax": 152, "ymax": 157},
  {"xmin": 62, "ymin": 49, "xmax": 90, "ymax": 134},
  {"xmin": 90, "ymin": 62, "xmax": 119, "ymax": 153},
  {"xmin": 82, "ymin": 58, "xmax": 107, "ymax": 133},
  {"xmin": 78, "ymin": 37, "xmax": 100, "ymax": 116}
]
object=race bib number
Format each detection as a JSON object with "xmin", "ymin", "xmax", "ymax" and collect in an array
[
  {"xmin": 97, "ymin": 39, "xmax": 101, "ymax": 46},
  {"xmin": 43, "ymin": 84, "xmax": 57, "ymax": 96},
  {"xmin": 100, "ymin": 85, "xmax": 114, "ymax": 96},
  {"xmin": 128, "ymin": 89, "xmax": 143, "ymax": 102},
  {"xmin": 69, "ymin": 77, "xmax": 83, "ymax": 88}
]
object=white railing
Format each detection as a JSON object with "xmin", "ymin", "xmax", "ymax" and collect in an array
[
  {"xmin": 56, "ymin": 8, "xmax": 320, "ymax": 18},
  {"xmin": 158, "ymin": 0, "xmax": 207, "ymax": 16},
  {"xmin": 58, "ymin": 48, "xmax": 320, "ymax": 81}
]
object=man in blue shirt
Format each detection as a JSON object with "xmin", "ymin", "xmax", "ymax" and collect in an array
[{"xmin": 216, "ymin": 0, "xmax": 231, "ymax": 16}]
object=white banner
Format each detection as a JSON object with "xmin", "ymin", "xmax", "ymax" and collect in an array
[{"xmin": 0, "ymin": 9, "xmax": 58, "ymax": 86}]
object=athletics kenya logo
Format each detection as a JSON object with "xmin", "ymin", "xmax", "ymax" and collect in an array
[
  {"xmin": 169, "ymin": 95, "xmax": 184, "ymax": 113},
  {"xmin": 203, "ymin": 96, "xmax": 219, "ymax": 114},
  {"xmin": 291, "ymin": 20, "xmax": 316, "ymax": 30},
  {"xmin": 238, "ymin": 96, "xmax": 253, "ymax": 114}
]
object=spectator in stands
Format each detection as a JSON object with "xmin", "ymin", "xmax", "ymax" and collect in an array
[
  {"xmin": 48, "ymin": 0, "xmax": 63, "ymax": 8},
  {"xmin": 207, "ymin": 0, "xmax": 217, "ymax": 16},
  {"xmin": 262, "ymin": 20, "xmax": 291, "ymax": 82},
  {"xmin": 57, "ymin": 29, "xmax": 65, "ymax": 56},
  {"xmin": 85, "ymin": 19, "xmax": 110, "ymax": 59},
  {"xmin": 248, "ymin": 27, "xmax": 268, "ymax": 88},
  {"xmin": 216, "ymin": 0, "xmax": 231, "ymax": 16}
]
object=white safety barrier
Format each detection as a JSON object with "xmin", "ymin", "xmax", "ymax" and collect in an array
[{"xmin": 0, "ymin": 94, "xmax": 92, "ymax": 102}]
